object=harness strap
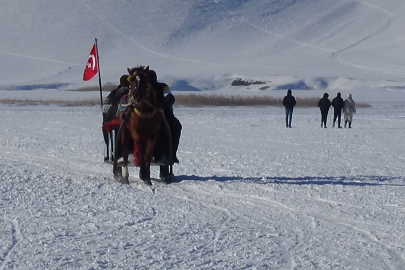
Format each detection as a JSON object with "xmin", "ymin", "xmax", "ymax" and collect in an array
[{"xmin": 134, "ymin": 107, "xmax": 157, "ymax": 118}]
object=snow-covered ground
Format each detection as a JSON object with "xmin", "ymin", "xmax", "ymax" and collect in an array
[
  {"xmin": 1, "ymin": 104, "xmax": 405, "ymax": 269},
  {"xmin": 2, "ymin": 0, "xmax": 405, "ymax": 269}
]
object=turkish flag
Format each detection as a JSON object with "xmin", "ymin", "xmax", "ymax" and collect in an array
[{"xmin": 83, "ymin": 43, "xmax": 98, "ymax": 81}]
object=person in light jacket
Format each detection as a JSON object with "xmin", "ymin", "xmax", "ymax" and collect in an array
[{"xmin": 343, "ymin": 93, "xmax": 356, "ymax": 128}]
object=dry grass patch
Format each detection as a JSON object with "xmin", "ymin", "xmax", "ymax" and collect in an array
[
  {"xmin": 0, "ymin": 99, "xmax": 100, "ymax": 106},
  {"xmin": 175, "ymin": 94, "xmax": 282, "ymax": 107},
  {"xmin": 0, "ymin": 94, "xmax": 372, "ymax": 108},
  {"xmin": 74, "ymin": 83, "xmax": 117, "ymax": 92},
  {"xmin": 175, "ymin": 94, "xmax": 371, "ymax": 108}
]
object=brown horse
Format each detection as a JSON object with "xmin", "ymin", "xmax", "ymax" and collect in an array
[{"xmin": 113, "ymin": 66, "xmax": 164, "ymax": 185}]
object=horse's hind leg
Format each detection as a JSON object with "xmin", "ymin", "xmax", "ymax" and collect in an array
[
  {"xmin": 120, "ymin": 133, "xmax": 130, "ymax": 184},
  {"xmin": 121, "ymin": 164, "xmax": 129, "ymax": 184},
  {"xmin": 114, "ymin": 126, "xmax": 130, "ymax": 184},
  {"xmin": 113, "ymin": 142, "xmax": 122, "ymax": 179}
]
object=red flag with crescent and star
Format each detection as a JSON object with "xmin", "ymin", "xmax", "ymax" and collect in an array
[{"xmin": 83, "ymin": 43, "xmax": 98, "ymax": 81}]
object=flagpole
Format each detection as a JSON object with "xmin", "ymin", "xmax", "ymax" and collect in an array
[{"xmin": 94, "ymin": 38, "xmax": 103, "ymax": 108}]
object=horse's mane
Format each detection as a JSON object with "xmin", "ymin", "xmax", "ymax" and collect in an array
[{"xmin": 127, "ymin": 65, "xmax": 147, "ymax": 75}]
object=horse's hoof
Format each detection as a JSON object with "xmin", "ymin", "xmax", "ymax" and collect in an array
[
  {"xmin": 114, "ymin": 175, "xmax": 129, "ymax": 184},
  {"xmin": 161, "ymin": 176, "xmax": 172, "ymax": 184},
  {"xmin": 113, "ymin": 167, "xmax": 122, "ymax": 177},
  {"xmin": 143, "ymin": 179, "xmax": 152, "ymax": 186},
  {"xmin": 121, "ymin": 176, "xmax": 130, "ymax": 184}
]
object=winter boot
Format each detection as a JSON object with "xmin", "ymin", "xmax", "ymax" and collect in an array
[{"xmin": 349, "ymin": 122, "xmax": 351, "ymax": 128}]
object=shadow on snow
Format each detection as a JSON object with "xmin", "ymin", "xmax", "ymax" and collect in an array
[{"xmin": 174, "ymin": 175, "xmax": 405, "ymax": 187}]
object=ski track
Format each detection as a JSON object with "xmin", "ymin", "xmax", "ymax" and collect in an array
[
  {"xmin": 1, "ymin": 0, "xmax": 401, "ymax": 78},
  {"xmin": 79, "ymin": 0, "xmax": 230, "ymax": 67},
  {"xmin": 246, "ymin": 0, "xmax": 402, "ymax": 76},
  {"xmin": 332, "ymin": 1, "xmax": 400, "ymax": 74}
]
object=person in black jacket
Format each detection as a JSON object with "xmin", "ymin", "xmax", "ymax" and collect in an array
[
  {"xmin": 145, "ymin": 69, "xmax": 182, "ymax": 181},
  {"xmin": 318, "ymin": 93, "xmax": 331, "ymax": 128},
  {"xmin": 102, "ymin": 75, "xmax": 130, "ymax": 160},
  {"xmin": 331, "ymin": 92, "xmax": 344, "ymax": 128},
  {"xmin": 282, "ymin": 89, "xmax": 296, "ymax": 128}
]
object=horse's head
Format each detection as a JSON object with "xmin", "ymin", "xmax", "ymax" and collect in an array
[
  {"xmin": 127, "ymin": 66, "xmax": 151, "ymax": 104},
  {"xmin": 127, "ymin": 65, "xmax": 148, "ymax": 76}
]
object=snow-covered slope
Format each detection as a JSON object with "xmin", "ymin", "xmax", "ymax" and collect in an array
[{"xmin": 1, "ymin": 0, "xmax": 405, "ymax": 98}]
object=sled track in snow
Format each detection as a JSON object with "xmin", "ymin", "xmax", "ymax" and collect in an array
[
  {"xmin": 175, "ymin": 181, "xmax": 405, "ymax": 269},
  {"xmin": 0, "ymin": 218, "xmax": 21, "ymax": 270}
]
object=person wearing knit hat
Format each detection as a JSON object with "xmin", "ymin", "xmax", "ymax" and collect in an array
[
  {"xmin": 147, "ymin": 69, "xmax": 182, "ymax": 182},
  {"xmin": 101, "ymin": 74, "xmax": 131, "ymax": 161}
]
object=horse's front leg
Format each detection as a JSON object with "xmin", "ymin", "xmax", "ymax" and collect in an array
[
  {"xmin": 143, "ymin": 139, "xmax": 155, "ymax": 184},
  {"xmin": 138, "ymin": 141, "xmax": 152, "ymax": 186},
  {"xmin": 145, "ymin": 137, "xmax": 156, "ymax": 178}
]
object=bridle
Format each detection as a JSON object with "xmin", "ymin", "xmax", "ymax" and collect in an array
[{"xmin": 129, "ymin": 71, "xmax": 162, "ymax": 118}]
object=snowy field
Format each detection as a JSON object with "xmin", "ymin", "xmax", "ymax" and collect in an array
[
  {"xmin": 2, "ymin": 0, "xmax": 405, "ymax": 269},
  {"xmin": 1, "ymin": 104, "xmax": 405, "ymax": 269}
]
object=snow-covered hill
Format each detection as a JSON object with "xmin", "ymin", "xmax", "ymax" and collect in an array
[{"xmin": 2, "ymin": 0, "xmax": 405, "ymax": 100}]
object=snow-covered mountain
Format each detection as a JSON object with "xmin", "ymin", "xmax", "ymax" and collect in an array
[{"xmin": 1, "ymin": 0, "xmax": 405, "ymax": 101}]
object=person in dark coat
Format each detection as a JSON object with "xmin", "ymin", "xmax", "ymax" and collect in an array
[
  {"xmin": 102, "ymin": 75, "xmax": 130, "ymax": 124},
  {"xmin": 102, "ymin": 75, "xmax": 130, "ymax": 160},
  {"xmin": 145, "ymin": 69, "xmax": 182, "ymax": 181},
  {"xmin": 282, "ymin": 89, "xmax": 296, "ymax": 128},
  {"xmin": 318, "ymin": 93, "xmax": 331, "ymax": 128},
  {"xmin": 331, "ymin": 92, "xmax": 344, "ymax": 128}
]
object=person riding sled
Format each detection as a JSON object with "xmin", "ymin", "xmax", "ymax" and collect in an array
[
  {"xmin": 102, "ymin": 74, "xmax": 130, "ymax": 161},
  {"xmin": 125, "ymin": 67, "xmax": 182, "ymax": 182},
  {"xmin": 144, "ymin": 69, "xmax": 182, "ymax": 180}
]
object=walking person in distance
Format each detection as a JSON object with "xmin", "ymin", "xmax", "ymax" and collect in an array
[
  {"xmin": 318, "ymin": 93, "xmax": 331, "ymax": 128},
  {"xmin": 343, "ymin": 93, "xmax": 356, "ymax": 128},
  {"xmin": 331, "ymin": 92, "xmax": 344, "ymax": 128},
  {"xmin": 282, "ymin": 89, "xmax": 296, "ymax": 128}
]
